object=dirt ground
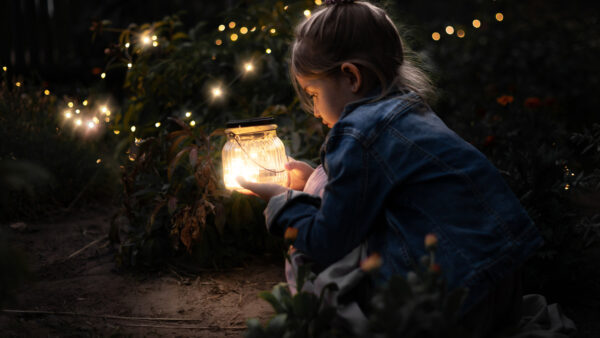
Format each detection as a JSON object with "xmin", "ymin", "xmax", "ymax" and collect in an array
[{"xmin": 0, "ymin": 207, "xmax": 282, "ymax": 337}]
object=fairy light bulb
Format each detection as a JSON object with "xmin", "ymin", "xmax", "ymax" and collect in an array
[
  {"xmin": 152, "ymin": 41, "xmax": 158, "ymax": 47},
  {"xmin": 114, "ymin": 130, "xmax": 120, "ymax": 135},
  {"xmin": 83, "ymin": 100, "xmax": 88, "ymax": 106},
  {"xmin": 218, "ymin": 24, "xmax": 225, "ymax": 31},
  {"xmin": 496, "ymin": 13, "xmax": 504, "ymax": 22},
  {"xmin": 315, "ymin": 0, "xmax": 323, "ymax": 5},
  {"xmin": 215, "ymin": 39, "xmax": 223, "ymax": 46},
  {"xmin": 190, "ymin": 120, "xmax": 196, "ymax": 127},
  {"xmin": 473, "ymin": 19, "xmax": 481, "ymax": 28},
  {"xmin": 125, "ymin": 42, "xmax": 130, "ymax": 48},
  {"xmin": 270, "ymin": 28, "xmax": 276, "ymax": 35},
  {"xmin": 212, "ymin": 87, "xmax": 222, "ymax": 98},
  {"xmin": 131, "ymin": 126, "xmax": 136, "ymax": 132},
  {"xmin": 457, "ymin": 29, "xmax": 465, "ymax": 38},
  {"xmin": 230, "ymin": 33, "xmax": 238, "ymax": 41},
  {"xmin": 244, "ymin": 62, "xmax": 254, "ymax": 72},
  {"xmin": 68, "ymin": 102, "xmax": 74, "ymax": 108},
  {"xmin": 101, "ymin": 72, "xmax": 106, "ymax": 79},
  {"xmin": 2, "ymin": 66, "xmax": 6, "ymax": 71},
  {"xmin": 152, "ymin": 35, "xmax": 157, "ymax": 41},
  {"xmin": 445, "ymin": 26, "xmax": 455, "ymax": 35},
  {"xmin": 65, "ymin": 111, "xmax": 72, "ymax": 118},
  {"xmin": 93, "ymin": 117, "xmax": 100, "ymax": 124},
  {"xmin": 15, "ymin": 82, "xmax": 21, "ymax": 87},
  {"xmin": 87, "ymin": 121, "xmax": 95, "ymax": 129},
  {"xmin": 266, "ymin": 48, "xmax": 272, "ymax": 54},
  {"xmin": 142, "ymin": 35, "xmax": 151, "ymax": 45},
  {"xmin": 229, "ymin": 21, "xmax": 236, "ymax": 29},
  {"xmin": 304, "ymin": 10, "xmax": 311, "ymax": 17},
  {"xmin": 75, "ymin": 119, "xmax": 82, "ymax": 126},
  {"xmin": 185, "ymin": 112, "xmax": 192, "ymax": 118},
  {"xmin": 44, "ymin": 89, "xmax": 50, "ymax": 95},
  {"xmin": 101, "ymin": 106, "xmax": 108, "ymax": 114},
  {"xmin": 75, "ymin": 109, "xmax": 81, "ymax": 114},
  {"xmin": 240, "ymin": 27, "xmax": 248, "ymax": 34},
  {"xmin": 127, "ymin": 63, "xmax": 132, "ymax": 68},
  {"xmin": 432, "ymin": 32, "xmax": 441, "ymax": 41},
  {"xmin": 155, "ymin": 122, "xmax": 161, "ymax": 127}
]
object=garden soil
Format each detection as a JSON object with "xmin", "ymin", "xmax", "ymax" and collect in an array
[{"xmin": 0, "ymin": 207, "xmax": 280, "ymax": 337}]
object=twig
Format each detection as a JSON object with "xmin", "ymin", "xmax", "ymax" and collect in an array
[
  {"xmin": 2, "ymin": 309, "xmax": 244, "ymax": 329},
  {"xmin": 67, "ymin": 235, "xmax": 108, "ymax": 259}
]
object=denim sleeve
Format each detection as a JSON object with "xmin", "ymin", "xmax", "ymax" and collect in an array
[{"xmin": 264, "ymin": 134, "xmax": 390, "ymax": 267}]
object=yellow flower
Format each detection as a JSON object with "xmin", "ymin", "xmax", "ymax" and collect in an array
[
  {"xmin": 360, "ymin": 253, "xmax": 382, "ymax": 272},
  {"xmin": 425, "ymin": 233, "xmax": 438, "ymax": 250}
]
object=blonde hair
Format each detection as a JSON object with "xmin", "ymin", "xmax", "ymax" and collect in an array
[{"xmin": 290, "ymin": 1, "xmax": 434, "ymax": 113}]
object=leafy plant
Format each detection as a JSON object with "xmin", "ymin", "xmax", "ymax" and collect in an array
[{"xmin": 246, "ymin": 234, "xmax": 469, "ymax": 337}]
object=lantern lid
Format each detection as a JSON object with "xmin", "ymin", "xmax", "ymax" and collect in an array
[{"xmin": 226, "ymin": 117, "xmax": 275, "ymax": 129}]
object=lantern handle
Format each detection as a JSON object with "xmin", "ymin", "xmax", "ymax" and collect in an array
[{"xmin": 229, "ymin": 133, "xmax": 287, "ymax": 174}]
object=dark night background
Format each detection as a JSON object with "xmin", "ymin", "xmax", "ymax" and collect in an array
[{"xmin": 1, "ymin": 0, "xmax": 599, "ymax": 336}]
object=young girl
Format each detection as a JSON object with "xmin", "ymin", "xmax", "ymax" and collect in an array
[{"xmin": 238, "ymin": 0, "xmax": 544, "ymax": 335}]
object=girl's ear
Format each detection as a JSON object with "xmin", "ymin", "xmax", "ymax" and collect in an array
[{"xmin": 340, "ymin": 62, "xmax": 362, "ymax": 93}]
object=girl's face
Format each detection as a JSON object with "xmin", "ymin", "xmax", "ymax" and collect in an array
[{"xmin": 296, "ymin": 72, "xmax": 362, "ymax": 128}]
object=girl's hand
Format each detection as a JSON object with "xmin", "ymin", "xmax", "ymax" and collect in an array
[
  {"xmin": 285, "ymin": 160, "xmax": 314, "ymax": 191},
  {"xmin": 236, "ymin": 177, "xmax": 288, "ymax": 202}
]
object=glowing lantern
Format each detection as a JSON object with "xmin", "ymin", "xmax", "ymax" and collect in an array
[{"xmin": 222, "ymin": 117, "xmax": 287, "ymax": 192}]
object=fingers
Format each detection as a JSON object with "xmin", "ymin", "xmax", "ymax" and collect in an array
[{"xmin": 285, "ymin": 160, "xmax": 314, "ymax": 173}]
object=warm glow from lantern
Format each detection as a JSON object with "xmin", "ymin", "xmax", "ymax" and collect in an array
[
  {"xmin": 244, "ymin": 62, "xmax": 254, "ymax": 72},
  {"xmin": 65, "ymin": 111, "xmax": 72, "ymax": 118},
  {"xmin": 212, "ymin": 87, "xmax": 223, "ymax": 97},
  {"xmin": 222, "ymin": 121, "xmax": 287, "ymax": 192},
  {"xmin": 142, "ymin": 35, "xmax": 151, "ymax": 45}
]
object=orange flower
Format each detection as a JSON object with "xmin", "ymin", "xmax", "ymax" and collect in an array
[
  {"xmin": 284, "ymin": 227, "xmax": 298, "ymax": 243},
  {"xmin": 496, "ymin": 95, "xmax": 514, "ymax": 106},
  {"xmin": 484, "ymin": 135, "xmax": 496, "ymax": 147},
  {"xmin": 360, "ymin": 253, "xmax": 383, "ymax": 272},
  {"xmin": 429, "ymin": 263, "xmax": 442, "ymax": 274},
  {"xmin": 524, "ymin": 97, "xmax": 542, "ymax": 108},
  {"xmin": 425, "ymin": 233, "xmax": 438, "ymax": 250}
]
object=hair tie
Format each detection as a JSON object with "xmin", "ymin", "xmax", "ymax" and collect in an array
[{"xmin": 325, "ymin": 0, "xmax": 355, "ymax": 5}]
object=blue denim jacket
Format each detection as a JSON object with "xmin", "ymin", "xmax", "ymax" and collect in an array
[{"xmin": 265, "ymin": 90, "xmax": 543, "ymax": 311}]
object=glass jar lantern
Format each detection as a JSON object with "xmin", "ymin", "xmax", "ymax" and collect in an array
[{"xmin": 222, "ymin": 117, "xmax": 288, "ymax": 192}]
